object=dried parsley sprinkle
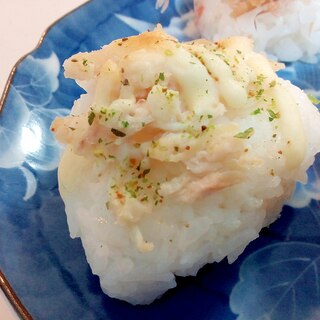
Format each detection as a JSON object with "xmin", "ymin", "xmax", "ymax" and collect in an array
[
  {"xmin": 254, "ymin": 74, "xmax": 267, "ymax": 86},
  {"xmin": 122, "ymin": 120, "xmax": 129, "ymax": 128},
  {"xmin": 165, "ymin": 49, "xmax": 173, "ymax": 56},
  {"xmin": 159, "ymin": 72, "xmax": 165, "ymax": 81},
  {"xmin": 82, "ymin": 59, "xmax": 88, "ymax": 66},
  {"xmin": 307, "ymin": 93, "xmax": 320, "ymax": 105},
  {"xmin": 88, "ymin": 111, "xmax": 95, "ymax": 125},
  {"xmin": 269, "ymin": 80, "xmax": 277, "ymax": 88},
  {"xmin": 155, "ymin": 73, "xmax": 165, "ymax": 84},
  {"xmin": 125, "ymin": 184, "xmax": 137, "ymax": 198},
  {"xmin": 255, "ymin": 89, "xmax": 265, "ymax": 99},
  {"xmin": 234, "ymin": 127, "xmax": 254, "ymax": 139},
  {"xmin": 251, "ymin": 108, "xmax": 262, "ymax": 115},
  {"xmin": 267, "ymin": 109, "xmax": 280, "ymax": 121},
  {"xmin": 94, "ymin": 150, "xmax": 106, "ymax": 159},
  {"xmin": 111, "ymin": 128, "xmax": 126, "ymax": 137}
]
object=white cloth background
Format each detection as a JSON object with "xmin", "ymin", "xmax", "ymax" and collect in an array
[{"xmin": 0, "ymin": 1, "xmax": 87, "ymax": 318}]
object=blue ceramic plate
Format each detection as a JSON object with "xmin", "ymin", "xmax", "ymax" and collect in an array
[{"xmin": 1, "ymin": 0, "xmax": 320, "ymax": 319}]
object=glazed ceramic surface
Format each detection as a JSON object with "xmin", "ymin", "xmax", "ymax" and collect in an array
[{"xmin": 0, "ymin": 0, "xmax": 320, "ymax": 319}]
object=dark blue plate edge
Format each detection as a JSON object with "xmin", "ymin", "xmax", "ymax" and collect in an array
[{"xmin": 0, "ymin": 2, "xmax": 91, "ymax": 318}]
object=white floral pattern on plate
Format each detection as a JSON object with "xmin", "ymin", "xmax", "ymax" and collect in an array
[{"xmin": 0, "ymin": 0, "xmax": 319, "ymax": 319}]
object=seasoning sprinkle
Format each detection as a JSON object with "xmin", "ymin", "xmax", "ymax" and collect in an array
[
  {"xmin": 201, "ymin": 125, "xmax": 207, "ymax": 132},
  {"xmin": 267, "ymin": 109, "xmax": 280, "ymax": 122},
  {"xmin": 88, "ymin": 111, "xmax": 95, "ymax": 125},
  {"xmin": 122, "ymin": 120, "xmax": 129, "ymax": 128},
  {"xmin": 159, "ymin": 72, "xmax": 165, "ymax": 81},
  {"xmin": 251, "ymin": 108, "xmax": 262, "ymax": 115},
  {"xmin": 121, "ymin": 78, "xmax": 129, "ymax": 86},
  {"xmin": 111, "ymin": 128, "xmax": 126, "ymax": 137},
  {"xmin": 269, "ymin": 80, "xmax": 277, "ymax": 88},
  {"xmin": 307, "ymin": 93, "xmax": 320, "ymax": 105},
  {"xmin": 234, "ymin": 127, "xmax": 254, "ymax": 139}
]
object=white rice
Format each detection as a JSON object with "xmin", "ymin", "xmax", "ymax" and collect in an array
[{"xmin": 184, "ymin": 0, "xmax": 320, "ymax": 62}]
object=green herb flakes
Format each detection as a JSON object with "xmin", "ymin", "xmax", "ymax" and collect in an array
[
  {"xmin": 307, "ymin": 93, "xmax": 320, "ymax": 105},
  {"xmin": 255, "ymin": 89, "xmax": 264, "ymax": 99},
  {"xmin": 122, "ymin": 120, "xmax": 129, "ymax": 128},
  {"xmin": 165, "ymin": 49, "xmax": 173, "ymax": 56},
  {"xmin": 234, "ymin": 127, "xmax": 254, "ymax": 139},
  {"xmin": 254, "ymin": 74, "xmax": 267, "ymax": 86},
  {"xmin": 251, "ymin": 108, "xmax": 262, "ymax": 115},
  {"xmin": 159, "ymin": 72, "xmax": 165, "ymax": 81},
  {"xmin": 269, "ymin": 80, "xmax": 276, "ymax": 88},
  {"xmin": 267, "ymin": 109, "xmax": 280, "ymax": 122}
]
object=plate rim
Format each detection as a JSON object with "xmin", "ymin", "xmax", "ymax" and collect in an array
[{"xmin": 0, "ymin": 1, "xmax": 90, "ymax": 318}]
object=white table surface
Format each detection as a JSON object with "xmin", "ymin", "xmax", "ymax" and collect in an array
[{"xmin": 0, "ymin": 1, "xmax": 87, "ymax": 318}]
